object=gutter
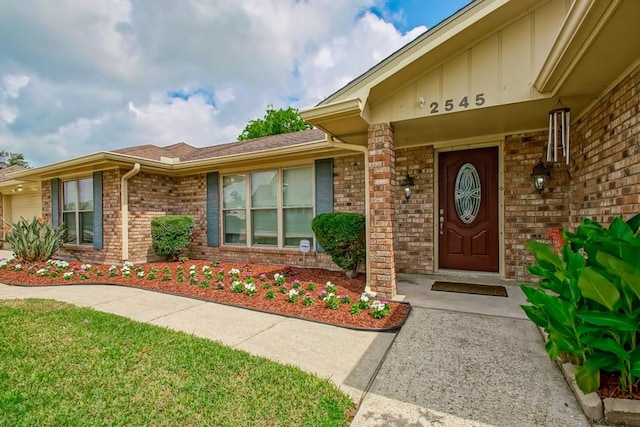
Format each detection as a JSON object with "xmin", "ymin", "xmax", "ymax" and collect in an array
[
  {"xmin": 121, "ymin": 163, "xmax": 140, "ymax": 262},
  {"xmin": 323, "ymin": 135, "xmax": 375, "ymax": 296}
]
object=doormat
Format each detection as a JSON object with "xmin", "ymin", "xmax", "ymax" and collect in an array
[{"xmin": 431, "ymin": 281, "xmax": 508, "ymax": 297}]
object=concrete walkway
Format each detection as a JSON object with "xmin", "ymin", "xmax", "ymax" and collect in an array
[{"xmin": 0, "ymin": 265, "xmax": 590, "ymax": 426}]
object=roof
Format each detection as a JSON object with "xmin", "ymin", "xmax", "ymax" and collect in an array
[
  {"xmin": 112, "ymin": 129, "xmax": 326, "ymax": 162},
  {"xmin": 0, "ymin": 165, "xmax": 27, "ymax": 182}
]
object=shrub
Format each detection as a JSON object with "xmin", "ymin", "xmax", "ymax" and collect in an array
[
  {"xmin": 520, "ymin": 213, "xmax": 640, "ymax": 396},
  {"xmin": 150, "ymin": 215, "xmax": 195, "ymax": 261},
  {"xmin": 3, "ymin": 216, "xmax": 65, "ymax": 262},
  {"xmin": 311, "ymin": 212, "xmax": 365, "ymax": 278}
]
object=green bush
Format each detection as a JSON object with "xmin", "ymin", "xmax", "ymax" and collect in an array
[
  {"xmin": 3, "ymin": 216, "xmax": 65, "ymax": 262},
  {"xmin": 311, "ymin": 212, "xmax": 366, "ymax": 278},
  {"xmin": 520, "ymin": 213, "xmax": 640, "ymax": 396},
  {"xmin": 151, "ymin": 215, "xmax": 195, "ymax": 261}
]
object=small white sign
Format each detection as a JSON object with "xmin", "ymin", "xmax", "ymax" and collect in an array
[{"xmin": 299, "ymin": 239, "xmax": 311, "ymax": 253}]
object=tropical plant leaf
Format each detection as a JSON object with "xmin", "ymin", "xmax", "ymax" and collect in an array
[
  {"xmin": 575, "ymin": 364, "xmax": 600, "ymax": 394},
  {"xmin": 597, "ymin": 252, "xmax": 640, "ymax": 301},
  {"xmin": 520, "ymin": 304, "xmax": 548, "ymax": 328},
  {"xmin": 582, "ymin": 337, "xmax": 630, "ymax": 362},
  {"xmin": 576, "ymin": 311, "xmax": 639, "ymax": 332},
  {"xmin": 526, "ymin": 241, "xmax": 563, "ymax": 272},
  {"xmin": 631, "ymin": 361, "xmax": 640, "ymax": 378},
  {"xmin": 626, "ymin": 213, "xmax": 640, "ymax": 234},
  {"xmin": 578, "ymin": 267, "xmax": 620, "ymax": 310},
  {"xmin": 608, "ymin": 217, "xmax": 634, "ymax": 243}
]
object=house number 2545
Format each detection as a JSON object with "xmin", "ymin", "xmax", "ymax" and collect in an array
[{"xmin": 429, "ymin": 93, "xmax": 485, "ymax": 114}]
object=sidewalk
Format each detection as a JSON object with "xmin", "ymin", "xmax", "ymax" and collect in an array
[{"xmin": 0, "ymin": 266, "xmax": 590, "ymax": 426}]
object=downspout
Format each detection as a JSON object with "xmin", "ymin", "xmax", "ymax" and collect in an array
[
  {"xmin": 121, "ymin": 163, "xmax": 141, "ymax": 262},
  {"xmin": 324, "ymin": 135, "xmax": 375, "ymax": 296}
]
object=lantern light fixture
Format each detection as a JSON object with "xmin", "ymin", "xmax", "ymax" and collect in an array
[
  {"xmin": 531, "ymin": 160, "xmax": 551, "ymax": 193},
  {"xmin": 400, "ymin": 173, "xmax": 415, "ymax": 202}
]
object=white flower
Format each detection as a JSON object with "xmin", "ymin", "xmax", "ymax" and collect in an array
[
  {"xmin": 137, "ymin": 271, "xmax": 145, "ymax": 278},
  {"xmin": 36, "ymin": 268, "xmax": 47, "ymax": 276},
  {"xmin": 360, "ymin": 293, "xmax": 370, "ymax": 302},
  {"xmin": 229, "ymin": 268, "xmax": 240, "ymax": 275},
  {"xmin": 202, "ymin": 265, "xmax": 211, "ymax": 272},
  {"xmin": 123, "ymin": 261, "xmax": 134, "ymax": 269},
  {"xmin": 244, "ymin": 283, "xmax": 256, "ymax": 292},
  {"xmin": 371, "ymin": 300, "xmax": 386, "ymax": 311},
  {"xmin": 274, "ymin": 273, "xmax": 282, "ymax": 281},
  {"xmin": 81, "ymin": 264, "xmax": 92, "ymax": 270},
  {"xmin": 288, "ymin": 289, "xmax": 299, "ymax": 297},
  {"xmin": 63, "ymin": 272, "xmax": 74, "ymax": 279},
  {"xmin": 325, "ymin": 281, "xmax": 333, "ymax": 288}
]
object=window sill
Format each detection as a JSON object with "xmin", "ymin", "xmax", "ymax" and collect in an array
[
  {"xmin": 219, "ymin": 246, "xmax": 316, "ymax": 256},
  {"xmin": 62, "ymin": 244, "xmax": 96, "ymax": 252}
]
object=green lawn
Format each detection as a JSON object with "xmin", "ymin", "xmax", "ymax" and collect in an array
[{"xmin": 0, "ymin": 299, "xmax": 352, "ymax": 426}]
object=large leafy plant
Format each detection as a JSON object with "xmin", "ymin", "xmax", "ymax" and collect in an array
[
  {"xmin": 521, "ymin": 213, "xmax": 640, "ymax": 396},
  {"xmin": 3, "ymin": 216, "xmax": 65, "ymax": 262}
]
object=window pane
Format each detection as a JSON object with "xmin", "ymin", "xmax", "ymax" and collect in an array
[
  {"xmin": 251, "ymin": 171, "xmax": 277, "ymax": 208},
  {"xmin": 223, "ymin": 175, "xmax": 246, "ymax": 209},
  {"xmin": 78, "ymin": 178, "xmax": 93, "ymax": 211},
  {"xmin": 252, "ymin": 209, "xmax": 277, "ymax": 246},
  {"xmin": 283, "ymin": 167, "xmax": 312, "ymax": 207},
  {"xmin": 223, "ymin": 210, "xmax": 246, "ymax": 244},
  {"xmin": 63, "ymin": 212, "xmax": 77, "ymax": 244},
  {"xmin": 63, "ymin": 181, "xmax": 77, "ymax": 211},
  {"xmin": 284, "ymin": 208, "xmax": 313, "ymax": 247},
  {"xmin": 80, "ymin": 211, "xmax": 93, "ymax": 244}
]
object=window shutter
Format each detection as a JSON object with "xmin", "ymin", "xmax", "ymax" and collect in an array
[
  {"xmin": 314, "ymin": 158, "xmax": 333, "ymax": 252},
  {"xmin": 51, "ymin": 178, "xmax": 60, "ymax": 228},
  {"xmin": 93, "ymin": 171, "xmax": 103, "ymax": 250},
  {"xmin": 206, "ymin": 172, "xmax": 220, "ymax": 247}
]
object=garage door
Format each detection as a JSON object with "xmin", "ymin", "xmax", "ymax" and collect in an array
[{"xmin": 10, "ymin": 194, "xmax": 42, "ymax": 223}]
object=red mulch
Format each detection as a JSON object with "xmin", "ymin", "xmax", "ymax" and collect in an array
[
  {"xmin": 598, "ymin": 371, "xmax": 640, "ymax": 400},
  {"xmin": 0, "ymin": 260, "xmax": 410, "ymax": 331}
]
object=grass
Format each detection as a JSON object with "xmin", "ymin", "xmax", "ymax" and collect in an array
[{"xmin": 0, "ymin": 299, "xmax": 353, "ymax": 426}]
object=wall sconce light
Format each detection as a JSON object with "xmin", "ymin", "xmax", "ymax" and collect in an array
[
  {"xmin": 531, "ymin": 160, "xmax": 551, "ymax": 193},
  {"xmin": 12, "ymin": 185, "xmax": 23, "ymax": 193},
  {"xmin": 400, "ymin": 173, "xmax": 415, "ymax": 201},
  {"xmin": 418, "ymin": 97, "xmax": 426, "ymax": 108}
]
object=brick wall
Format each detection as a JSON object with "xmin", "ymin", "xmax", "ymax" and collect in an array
[
  {"xmin": 503, "ymin": 132, "xmax": 571, "ymax": 280},
  {"xmin": 127, "ymin": 171, "xmax": 178, "ymax": 263},
  {"xmin": 367, "ymin": 123, "xmax": 397, "ymax": 298},
  {"xmin": 394, "ymin": 146, "xmax": 435, "ymax": 274},
  {"xmin": 333, "ymin": 154, "xmax": 366, "ymax": 213},
  {"xmin": 571, "ymin": 63, "xmax": 640, "ymax": 226}
]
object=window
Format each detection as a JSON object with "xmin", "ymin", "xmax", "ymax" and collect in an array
[
  {"xmin": 62, "ymin": 177, "xmax": 93, "ymax": 245},
  {"xmin": 221, "ymin": 166, "xmax": 314, "ymax": 248}
]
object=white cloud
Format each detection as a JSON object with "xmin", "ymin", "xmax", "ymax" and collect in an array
[{"xmin": 0, "ymin": 0, "xmax": 431, "ymax": 166}]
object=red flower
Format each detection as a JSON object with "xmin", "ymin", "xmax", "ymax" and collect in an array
[{"xmin": 547, "ymin": 228, "xmax": 565, "ymax": 253}]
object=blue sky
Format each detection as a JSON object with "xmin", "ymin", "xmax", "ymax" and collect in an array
[{"xmin": 0, "ymin": 0, "xmax": 472, "ymax": 166}]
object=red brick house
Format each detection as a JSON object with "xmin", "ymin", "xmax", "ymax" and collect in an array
[{"xmin": 1, "ymin": 0, "xmax": 639, "ymax": 298}]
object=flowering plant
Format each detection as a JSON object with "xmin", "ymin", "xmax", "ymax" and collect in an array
[{"xmin": 371, "ymin": 300, "xmax": 390, "ymax": 319}]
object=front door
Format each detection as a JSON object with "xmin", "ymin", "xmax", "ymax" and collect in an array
[{"xmin": 438, "ymin": 147, "xmax": 499, "ymax": 272}]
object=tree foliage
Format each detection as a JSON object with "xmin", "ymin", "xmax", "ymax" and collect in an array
[
  {"xmin": 151, "ymin": 215, "xmax": 195, "ymax": 261},
  {"xmin": 0, "ymin": 151, "xmax": 29, "ymax": 169},
  {"xmin": 238, "ymin": 105, "xmax": 312, "ymax": 141}
]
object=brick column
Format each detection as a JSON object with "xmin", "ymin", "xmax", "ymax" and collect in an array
[{"xmin": 367, "ymin": 123, "xmax": 397, "ymax": 298}]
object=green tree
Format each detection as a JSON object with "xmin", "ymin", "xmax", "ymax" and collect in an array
[
  {"xmin": 0, "ymin": 151, "xmax": 29, "ymax": 168},
  {"xmin": 238, "ymin": 105, "xmax": 312, "ymax": 141}
]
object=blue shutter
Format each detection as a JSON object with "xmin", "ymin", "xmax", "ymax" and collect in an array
[
  {"xmin": 93, "ymin": 171, "xmax": 103, "ymax": 250},
  {"xmin": 314, "ymin": 158, "xmax": 334, "ymax": 252},
  {"xmin": 51, "ymin": 179, "xmax": 60, "ymax": 228},
  {"xmin": 206, "ymin": 172, "xmax": 220, "ymax": 247}
]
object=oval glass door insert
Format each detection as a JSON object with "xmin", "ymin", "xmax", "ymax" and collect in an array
[{"xmin": 454, "ymin": 163, "xmax": 481, "ymax": 224}]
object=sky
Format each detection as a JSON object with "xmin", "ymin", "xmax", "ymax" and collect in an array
[{"xmin": 0, "ymin": 0, "xmax": 472, "ymax": 167}]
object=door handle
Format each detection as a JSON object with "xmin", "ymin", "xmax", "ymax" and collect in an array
[{"xmin": 439, "ymin": 215, "xmax": 444, "ymax": 235}]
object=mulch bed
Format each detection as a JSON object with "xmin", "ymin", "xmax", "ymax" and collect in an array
[{"xmin": 0, "ymin": 260, "xmax": 410, "ymax": 331}]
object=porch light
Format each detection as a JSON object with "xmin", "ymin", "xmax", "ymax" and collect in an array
[
  {"xmin": 400, "ymin": 173, "xmax": 414, "ymax": 202},
  {"xmin": 531, "ymin": 160, "xmax": 551, "ymax": 193},
  {"xmin": 547, "ymin": 104, "xmax": 570, "ymax": 165}
]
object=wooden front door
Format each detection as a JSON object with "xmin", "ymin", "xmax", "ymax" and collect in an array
[{"xmin": 438, "ymin": 147, "xmax": 499, "ymax": 272}]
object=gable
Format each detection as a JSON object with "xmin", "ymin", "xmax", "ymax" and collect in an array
[{"xmin": 368, "ymin": 0, "xmax": 569, "ymax": 125}]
